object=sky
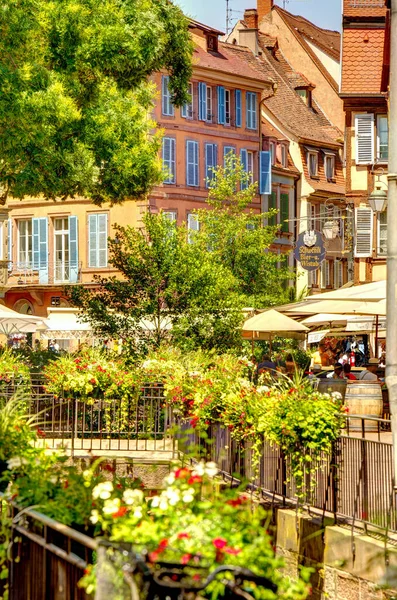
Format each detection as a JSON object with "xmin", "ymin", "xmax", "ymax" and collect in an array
[{"xmin": 175, "ymin": 0, "xmax": 342, "ymax": 35}]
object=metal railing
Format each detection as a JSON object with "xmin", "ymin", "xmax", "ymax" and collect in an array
[
  {"xmin": 0, "ymin": 503, "xmax": 95, "ymax": 600},
  {"xmin": 7, "ymin": 261, "xmax": 82, "ymax": 285}
]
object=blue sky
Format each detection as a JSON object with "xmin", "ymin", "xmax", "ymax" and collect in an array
[{"xmin": 175, "ymin": 0, "xmax": 342, "ymax": 35}]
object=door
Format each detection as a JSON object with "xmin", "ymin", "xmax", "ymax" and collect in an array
[{"xmin": 54, "ymin": 218, "xmax": 70, "ymax": 282}]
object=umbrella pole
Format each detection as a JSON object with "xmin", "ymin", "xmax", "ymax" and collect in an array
[
  {"xmin": 251, "ymin": 339, "xmax": 254, "ymax": 356},
  {"xmin": 375, "ymin": 315, "xmax": 379, "ymax": 359},
  {"xmin": 269, "ymin": 336, "xmax": 272, "ymax": 355}
]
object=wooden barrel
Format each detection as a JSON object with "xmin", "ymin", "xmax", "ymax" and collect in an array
[
  {"xmin": 318, "ymin": 379, "xmax": 347, "ymax": 400},
  {"xmin": 344, "ymin": 381, "xmax": 383, "ymax": 432}
]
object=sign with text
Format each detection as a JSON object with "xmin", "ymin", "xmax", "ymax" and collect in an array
[{"xmin": 294, "ymin": 230, "xmax": 326, "ymax": 272}]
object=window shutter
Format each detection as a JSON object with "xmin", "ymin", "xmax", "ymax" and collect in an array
[
  {"xmin": 32, "ymin": 217, "xmax": 48, "ymax": 283},
  {"xmin": 162, "ymin": 137, "xmax": 175, "ymax": 183},
  {"xmin": 198, "ymin": 83, "xmax": 207, "ymax": 121},
  {"xmin": 268, "ymin": 191, "xmax": 277, "ymax": 226},
  {"xmin": 162, "ymin": 75, "xmax": 174, "ymax": 116},
  {"xmin": 186, "ymin": 141, "xmax": 198, "ymax": 186},
  {"xmin": 235, "ymin": 89, "xmax": 242, "ymax": 127},
  {"xmin": 88, "ymin": 214, "xmax": 97, "ymax": 268},
  {"xmin": 187, "ymin": 213, "xmax": 199, "ymax": 243},
  {"xmin": 68, "ymin": 216, "xmax": 79, "ymax": 283},
  {"xmin": 355, "ymin": 207, "xmax": 373, "ymax": 257},
  {"xmin": 280, "ymin": 193, "xmax": 289, "ymax": 233},
  {"xmin": 240, "ymin": 149, "xmax": 248, "ymax": 190},
  {"xmin": 7, "ymin": 218, "xmax": 12, "ymax": 265},
  {"xmin": 378, "ymin": 210, "xmax": 387, "ymax": 255},
  {"xmin": 355, "ymin": 114, "xmax": 374, "ymax": 164},
  {"xmin": 218, "ymin": 86, "xmax": 225, "ymax": 125},
  {"xmin": 98, "ymin": 214, "xmax": 108, "ymax": 267},
  {"xmin": 205, "ymin": 143, "xmax": 217, "ymax": 187},
  {"xmin": 259, "ymin": 151, "xmax": 272, "ymax": 194},
  {"xmin": 321, "ymin": 260, "xmax": 330, "ymax": 289}
]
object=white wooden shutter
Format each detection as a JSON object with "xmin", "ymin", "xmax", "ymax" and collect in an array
[
  {"xmin": 355, "ymin": 207, "xmax": 373, "ymax": 257},
  {"xmin": 321, "ymin": 260, "xmax": 330, "ymax": 289},
  {"xmin": 355, "ymin": 114, "xmax": 374, "ymax": 164}
]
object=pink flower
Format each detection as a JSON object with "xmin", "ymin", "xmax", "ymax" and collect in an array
[
  {"xmin": 225, "ymin": 547, "xmax": 241, "ymax": 556},
  {"xmin": 212, "ymin": 538, "xmax": 227, "ymax": 549},
  {"xmin": 181, "ymin": 554, "xmax": 191, "ymax": 564}
]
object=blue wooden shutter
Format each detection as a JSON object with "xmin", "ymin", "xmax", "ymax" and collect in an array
[
  {"xmin": 68, "ymin": 216, "xmax": 79, "ymax": 283},
  {"xmin": 32, "ymin": 217, "xmax": 48, "ymax": 283},
  {"xmin": 162, "ymin": 138, "xmax": 175, "ymax": 183},
  {"xmin": 162, "ymin": 75, "xmax": 173, "ymax": 116},
  {"xmin": 198, "ymin": 83, "xmax": 207, "ymax": 121},
  {"xmin": 186, "ymin": 141, "xmax": 199, "ymax": 186},
  {"xmin": 218, "ymin": 86, "xmax": 225, "ymax": 125},
  {"xmin": 7, "ymin": 218, "xmax": 12, "ymax": 266},
  {"xmin": 235, "ymin": 90, "xmax": 242, "ymax": 127},
  {"xmin": 205, "ymin": 143, "xmax": 217, "ymax": 187},
  {"xmin": 240, "ymin": 149, "xmax": 248, "ymax": 190},
  {"xmin": 259, "ymin": 151, "xmax": 272, "ymax": 194}
]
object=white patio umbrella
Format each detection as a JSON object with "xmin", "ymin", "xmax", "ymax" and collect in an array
[
  {"xmin": 285, "ymin": 299, "xmax": 386, "ymax": 316},
  {"xmin": 0, "ymin": 305, "xmax": 47, "ymax": 336},
  {"xmin": 242, "ymin": 309, "xmax": 309, "ymax": 351},
  {"xmin": 311, "ymin": 280, "xmax": 386, "ymax": 302}
]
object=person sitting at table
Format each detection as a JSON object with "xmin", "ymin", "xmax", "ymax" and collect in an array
[
  {"xmin": 343, "ymin": 363, "xmax": 357, "ymax": 381},
  {"xmin": 326, "ymin": 363, "xmax": 344, "ymax": 379},
  {"xmin": 357, "ymin": 358, "xmax": 379, "ymax": 381}
]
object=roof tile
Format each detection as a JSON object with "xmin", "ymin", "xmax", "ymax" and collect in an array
[
  {"xmin": 193, "ymin": 42, "xmax": 270, "ymax": 84},
  {"xmin": 341, "ymin": 28, "xmax": 386, "ymax": 93}
]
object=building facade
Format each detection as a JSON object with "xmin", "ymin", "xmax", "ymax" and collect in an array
[{"xmin": 340, "ymin": 0, "xmax": 390, "ymax": 284}]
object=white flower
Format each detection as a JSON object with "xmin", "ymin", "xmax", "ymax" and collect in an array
[
  {"xmin": 205, "ymin": 462, "xmax": 218, "ymax": 478},
  {"xmin": 103, "ymin": 498, "xmax": 120, "ymax": 515},
  {"xmin": 150, "ymin": 495, "xmax": 160, "ymax": 508},
  {"xmin": 122, "ymin": 489, "xmax": 144, "ymax": 506},
  {"xmin": 192, "ymin": 461, "xmax": 205, "ymax": 477},
  {"xmin": 164, "ymin": 473, "xmax": 176, "ymax": 486},
  {"xmin": 133, "ymin": 507, "xmax": 143, "ymax": 519},
  {"xmin": 90, "ymin": 510, "xmax": 100, "ymax": 524},
  {"xmin": 182, "ymin": 490, "xmax": 195, "ymax": 503},
  {"xmin": 332, "ymin": 391, "xmax": 342, "ymax": 400},
  {"xmin": 257, "ymin": 386, "xmax": 270, "ymax": 394},
  {"xmin": 165, "ymin": 488, "xmax": 181, "ymax": 506},
  {"xmin": 7, "ymin": 457, "xmax": 26, "ymax": 469},
  {"xmin": 92, "ymin": 481, "xmax": 114, "ymax": 500},
  {"xmin": 49, "ymin": 476, "xmax": 58, "ymax": 484},
  {"xmin": 82, "ymin": 470, "xmax": 91, "ymax": 479}
]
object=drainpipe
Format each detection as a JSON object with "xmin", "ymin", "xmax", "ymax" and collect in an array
[{"xmin": 386, "ymin": 0, "xmax": 397, "ymax": 489}]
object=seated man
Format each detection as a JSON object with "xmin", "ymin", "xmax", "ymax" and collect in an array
[
  {"xmin": 343, "ymin": 363, "xmax": 357, "ymax": 381},
  {"xmin": 357, "ymin": 358, "xmax": 379, "ymax": 381},
  {"xmin": 326, "ymin": 363, "xmax": 344, "ymax": 379}
]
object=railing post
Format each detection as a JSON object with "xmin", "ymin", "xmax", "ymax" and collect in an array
[{"xmin": 331, "ymin": 439, "xmax": 339, "ymax": 519}]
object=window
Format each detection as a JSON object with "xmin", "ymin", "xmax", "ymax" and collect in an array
[
  {"xmin": 296, "ymin": 89, "xmax": 307, "ymax": 103},
  {"xmin": 309, "ymin": 268, "xmax": 318, "ymax": 288},
  {"xmin": 207, "ymin": 34, "xmax": 218, "ymax": 52},
  {"xmin": 162, "ymin": 137, "xmax": 176, "ymax": 184},
  {"xmin": 225, "ymin": 89, "xmax": 231, "ymax": 125},
  {"xmin": 54, "ymin": 218, "xmax": 70, "ymax": 282},
  {"xmin": 268, "ymin": 191, "xmax": 277, "ymax": 226},
  {"xmin": 378, "ymin": 211, "xmax": 387, "ymax": 256},
  {"xmin": 187, "ymin": 213, "xmax": 199, "ymax": 243},
  {"xmin": 89, "ymin": 213, "xmax": 108, "ymax": 268},
  {"xmin": 308, "ymin": 151, "xmax": 318, "ymax": 177},
  {"xmin": 206, "ymin": 86, "xmax": 213, "ymax": 122},
  {"xmin": 240, "ymin": 149, "xmax": 253, "ymax": 189},
  {"xmin": 259, "ymin": 151, "xmax": 272, "ymax": 194},
  {"xmin": 334, "ymin": 260, "xmax": 343, "ymax": 289},
  {"xmin": 269, "ymin": 142, "xmax": 275, "ymax": 165},
  {"xmin": 377, "ymin": 115, "xmax": 388, "ymax": 161},
  {"xmin": 218, "ymin": 86, "xmax": 225, "ymax": 125},
  {"xmin": 235, "ymin": 89, "xmax": 242, "ymax": 127},
  {"xmin": 280, "ymin": 144, "xmax": 288, "ymax": 168},
  {"xmin": 18, "ymin": 220, "xmax": 32, "ymax": 266},
  {"xmin": 280, "ymin": 193, "xmax": 289, "ymax": 233},
  {"xmin": 186, "ymin": 140, "xmax": 199, "ymax": 186},
  {"xmin": 163, "ymin": 211, "xmax": 177, "ymax": 222},
  {"xmin": 181, "ymin": 82, "xmax": 193, "ymax": 119},
  {"xmin": 321, "ymin": 260, "xmax": 331, "ymax": 289},
  {"xmin": 355, "ymin": 113, "xmax": 374, "ymax": 164},
  {"xmin": 246, "ymin": 92, "xmax": 257, "ymax": 130},
  {"xmin": 247, "ymin": 151, "xmax": 254, "ymax": 184},
  {"xmin": 205, "ymin": 143, "xmax": 217, "ymax": 187},
  {"xmin": 161, "ymin": 75, "xmax": 174, "ymax": 117},
  {"xmin": 325, "ymin": 155, "xmax": 335, "ymax": 180},
  {"xmin": 223, "ymin": 146, "xmax": 236, "ymax": 167},
  {"xmin": 198, "ymin": 82, "xmax": 207, "ymax": 121}
]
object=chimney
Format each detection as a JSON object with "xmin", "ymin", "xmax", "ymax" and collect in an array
[
  {"xmin": 244, "ymin": 8, "xmax": 258, "ymax": 29},
  {"xmin": 258, "ymin": 0, "xmax": 273, "ymax": 24}
]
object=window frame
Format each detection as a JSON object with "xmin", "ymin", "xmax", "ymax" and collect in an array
[
  {"xmin": 377, "ymin": 210, "xmax": 387, "ymax": 256},
  {"xmin": 377, "ymin": 114, "xmax": 388, "ymax": 162},
  {"xmin": 17, "ymin": 219, "xmax": 33, "ymax": 267},
  {"xmin": 88, "ymin": 213, "xmax": 108, "ymax": 269},
  {"xmin": 325, "ymin": 154, "xmax": 335, "ymax": 180},
  {"xmin": 163, "ymin": 211, "xmax": 177, "ymax": 222},
  {"xmin": 269, "ymin": 142, "xmax": 276, "ymax": 166},
  {"xmin": 224, "ymin": 89, "xmax": 231, "ymax": 126},
  {"xmin": 206, "ymin": 86, "xmax": 213, "ymax": 122},
  {"xmin": 280, "ymin": 144, "xmax": 288, "ymax": 168},
  {"xmin": 162, "ymin": 137, "xmax": 176, "ymax": 184},
  {"xmin": 246, "ymin": 92, "xmax": 257, "ymax": 130},
  {"xmin": 308, "ymin": 151, "xmax": 319, "ymax": 177},
  {"xmin": 247, "ymin": 151, "xmax": 254, "ymax": 184}
]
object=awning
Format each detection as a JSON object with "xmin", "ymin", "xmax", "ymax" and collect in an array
[{"xmin": 41, "ymin": 308, "xmax": 92, "ymax": 340}]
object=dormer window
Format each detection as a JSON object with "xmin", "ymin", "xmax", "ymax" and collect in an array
[
  {"xmin": 269, "ymin": 141, "xmax": 276, "ymax": 165},
  {"xmin": 308, "ymin": 151, "xmax": 318, "ymax": 177},
  {"xmin": 325, "ymin": 154, "xmax": 335, "ymax": 180},
  {"xmin": 280, "ymin": 144, "xmax": 288, "ymax": 168},
  {"xmin": 207, "ymin": 34, "xmax": 218, "ymax": 52},
  {"xmin": 296, "ymin": 87, "xmax": 312, "ymax": 108}
]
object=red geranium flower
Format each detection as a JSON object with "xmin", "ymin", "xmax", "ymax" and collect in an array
[
  {"xmin": 192, "ymin": 574, "xmax": 201, "ymax": 582},
  {"xmin": 188, "ymin": 475, "xmax": 202, "ymax": 485},
  {"xmin": 149, "ymin": 552, "xmax": 160, "ymax": 563},
  {"xmin": 212, "ymin": 538, "xmax": 227, "ymax": 549},
  {"xmin": 174, "ymin": 468, "xmax": 190, "ymax": 480},
  {"xmin": 37, "ymin": 428, "xmax": 46, "ymax": 438},
  {"xmin": 113, "ymin": 506, "xmax": 128, "ymax": 518},
  {"xmin": 177, "ymin": 532, "xmax": 190, "ymax": 539},
  {"xmin": 181, "ymin": 554, "xmax": 191, "ymax": 565},
  {"xmin": 158, "ymin": 538, "xmax": 169, "ymax": 551}
]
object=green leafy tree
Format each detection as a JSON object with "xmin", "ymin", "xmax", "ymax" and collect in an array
[
  {"xmin": 193, "ymin": 155, "xmax": 293, "ymax": 308},
  {"xmin": 0, "ymin": 0, "xmax": 192, "ymax": 204},
  {"xmin": 68, "ymin": 212, "xmax": 245, "ymax": 353}
]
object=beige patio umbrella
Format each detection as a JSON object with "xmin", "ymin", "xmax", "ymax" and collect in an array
[
  {"xmin": 242, "ymin": 308, "xmax": 309, "ymax": 352},
  {"xmin": 0, "ymin": 305, "xmax": 47, "ymax": 336},
  {"xmin": 285, "ymin": 299, "xmax": 386, "ymax": 316},
  {"xmin": 310, "ymin": 280, "xmax": 386, "ymax": 302}
]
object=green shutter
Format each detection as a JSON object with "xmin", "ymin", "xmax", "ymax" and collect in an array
[
  {"xmin": 268, "ymin": 192, "xmax": 277, "ymax": 226},
  {"xmin": 280, "ymin": 193, "xmax": 289, "ymax": 233}
]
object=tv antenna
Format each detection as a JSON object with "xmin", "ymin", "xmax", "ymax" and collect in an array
[{"xmin": 225, "ymin": 0, "xmax": 243, "ymax": 36}]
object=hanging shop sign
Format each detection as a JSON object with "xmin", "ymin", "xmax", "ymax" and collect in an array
[{"xmin": 294, "ymin": 230, "xmax": 326, "ymax": 271}]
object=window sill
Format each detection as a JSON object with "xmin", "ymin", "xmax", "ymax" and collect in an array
[
  {"xmin": 309, "ymin": 175, "xmax": 320, "ymax": 180},
  {"xmin": 326, "ymin": 178, "xmax": 337, "ymax": 183}
]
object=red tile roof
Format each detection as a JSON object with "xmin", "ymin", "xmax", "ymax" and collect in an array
[
  {"xmin": 274, "ymin": 7, "xmax": 341, "ymax": 61},
  {"xmin": 341, "ymin": 27, "xmax": 387, "ymax": 94},
  {"xmin": 343, "ymin": 0, "xmax": 387, "ymax": 18},
  {"xmin": 193, "ymin": 42, "xmax": 271, "ymax": 84}
]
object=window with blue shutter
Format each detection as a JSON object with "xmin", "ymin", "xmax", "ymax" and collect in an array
[
  {"xmin": 162, "ymin": 75, "xmax": 174, "ymax": 117},
  {"xmin": 181, "ymin": 82, "xmax": 193, "ymax": 119},
  {"xmin": 223, "ymin": 146, "xmax": 236, "ymax": 167},
  {"xmin": 235, "ymin": 90, "xmax": 242, "ymax": 127},
  {"xmin": 246, "ymin": 92, "xmax": 257, "ymax": 130},
  {"xmin": 32, "ymin": 217, "xmax": 48, "ymax": 284},
  {"xmin": 88, "ymin": 213, "xmax": 108, "ymax": 268},
  {"xmin": 259, "ymin": 151, "xmax": 272, "ymax": 194},
  {"xmin": 186, "ymin": 140, "xmax": 199, "ymax": 186},
  {"xmin": 218, "ymin": 86, "xmax": 225, "ymax": 125},
  {"xmin": 68, "ymin": 216, "xmax": 79, "ymax": 283},
  {"xmin": 162, "ymin": 137, "xmax": 176, "ymax": 184},
  {"xmin": 205, "ymin": 143, "xmax": 218, "ymax": 187},
  {"xmin": 198, "ymin": 82, "xmax": 207, "ymax": 121},
  {"xmin": 240, "ymin": 149, "xmax": 248, "ymax": 190}
]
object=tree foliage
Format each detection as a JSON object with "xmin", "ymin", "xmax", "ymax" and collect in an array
[
  {"xmin": 194, "ymin": 156, "xmax": 292, "ymax": 308},
  {"xmin": 68, "ymin": 212, "xmax": 245, "ymax": 353},
  {"xmin": 0, "ymin": 0, "xmax": 192, "ymax": 204}
]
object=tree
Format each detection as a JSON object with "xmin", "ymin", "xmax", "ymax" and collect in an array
[
  {"xmin": 0, "ymin": 0, "xmax": 192, "ymax": 205},
  {"xmin": 68, "ymin": 212, "xmax": 245, "ymax": 353},
  {"xmin": 193, "ymin": 155, "xmax": 293, "ymax": 308}
]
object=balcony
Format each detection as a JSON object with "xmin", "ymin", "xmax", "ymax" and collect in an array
[{"xmin": 7, "ymin": 261, "xmax": 82, "ymax": 286}]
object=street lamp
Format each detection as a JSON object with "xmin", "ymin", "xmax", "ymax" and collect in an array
[
  {"xmin": 368, "ymin": 187, "xmax": 388, "ymax": 213},
  {"xmin": 322, "ymin": 220, "xmax": 340, "ymax": 240}
]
